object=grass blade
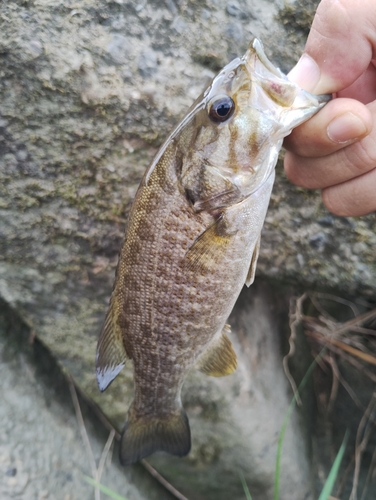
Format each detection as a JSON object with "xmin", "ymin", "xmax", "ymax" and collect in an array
[
  {"xmin": 238, "ymin": 470, "xmax": 253, "ymax": 500},
  {"xmin": 84, "ymin": 475, "xmax": 129, "ymax": 500},
  {"xmin": 318, "ymin": 431, "xmax": 349, "ymax": 500},
  {"xmin": 274, "ymin": 352, "xmax": 324, "ymax": 500}
]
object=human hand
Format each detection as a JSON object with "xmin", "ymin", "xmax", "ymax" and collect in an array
[{"xmin": 284, "ymin": 0, "xmax": 376, "ymax": 216}]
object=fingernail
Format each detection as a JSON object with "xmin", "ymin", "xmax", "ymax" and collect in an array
[
  {"xmin": 327, "ymin": 112, "xmax": 367, "ymax": 144},
  {"xmin": 288, "ymin": 54, "xmax": 321, "ymax": 92}
]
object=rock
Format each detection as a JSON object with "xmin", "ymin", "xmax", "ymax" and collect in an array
[
  {"xmin": 226, "ymin": 0, "xmax": 252, "ymax": 20},
  {"xmin": 107, "ymin": 34, "xmax": 132, "ymax": 64},
  {"xmin": 0, "ymin": 299, "xmax": 177, "ymax": 500},
  {"xmin": 138, "ymin": 49, "xmax": 158, "ymax": 78},
  {"xmin": 1, "ymin": 0, "xmax": 375, "ymax": 498},
  {"xmin": 226, "ymin": 20, "xmax": 244, "ymax": 45},
  {"xmin": 309, "ymin": 232, "xmax": 327, "ymax": 250}
]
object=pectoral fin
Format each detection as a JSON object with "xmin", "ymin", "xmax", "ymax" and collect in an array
[
  {"xmin": 197, "ymin": 325, "xmax": 237, "ymax": 377},
  {"xmin": 96, "ymin": 297, "xmax": 130, "ymax": 392},
  {"xmin": 185, "ymin": 215, "xmax": 234, "ymax": 274},
  {"xmin": 245, "ymin": 235, "xmax": 261, "ymax": 287}
]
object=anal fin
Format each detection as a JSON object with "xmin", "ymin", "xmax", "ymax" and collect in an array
[
  {"xmin": 197, "ymin": 324, "xmax": 237, "ymax": 377},
  {"xmin": 245, "ymin": 235, "xmax": 261, "ymax": 287},
  {"xmin": 96, "ymin": 297, "xmax": 129, "ymax": 392}
]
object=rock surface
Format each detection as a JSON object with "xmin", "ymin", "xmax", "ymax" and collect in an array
[
  {"xmin": 1, "ymin": 0, "xmax": 376, "ymax": 499},
  {"xmin": 0, "ymin": 299, "xmax": 176, "ymax": 500}
]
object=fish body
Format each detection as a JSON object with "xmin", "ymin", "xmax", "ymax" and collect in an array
[{"xmin": 96, "ymin": 39, "xmax": 330, "ymax": 465}]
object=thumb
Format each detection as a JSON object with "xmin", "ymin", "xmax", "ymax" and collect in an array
[{"xmin": 288, "ymin": 0, "xmax": 376, "ymax": 94}]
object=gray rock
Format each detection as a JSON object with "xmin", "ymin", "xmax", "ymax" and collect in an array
[
  {"xmin": 26, "ymin": 39, "xmax": 43, "ymax": 58},
  {"xmin": 318, "ymin": 215, "xmax": 334, "ymax": 227},
  {"xmin": 0, "ymin": 300, "xmax": 176, "ymax": 500},
  {"xmin": 107, "ymin": 34, "xmax": 132, "ymax": 64},
  {"xmin": 226, "ymin": 20, "xmax": 244, "ymax": 45},
  {"xmin": 1, "ymin": 0, "xmax": 375, "ymax": 498},
  {"xmin": 226, "ymin": 0, "xmax": 248, "ymax": 19},
  {"xmin": 138, "ymin": 49, "xmax": 158, "ymax": 78},
  {"xmin": 309, "ymin": 231, "xmax": 327, "ymax": 250}
]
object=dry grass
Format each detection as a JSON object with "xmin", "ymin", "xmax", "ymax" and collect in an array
[
  {"xmin": 68, "ymin": 377, "xmax": 115, "ymax": 500},
  {"xmin": 68, "ymin": 377, "xmax": 189, "ymax": 500},
  {"xmin": 285, "ymin": 293, "xmax": 376, "ymax": 499}
]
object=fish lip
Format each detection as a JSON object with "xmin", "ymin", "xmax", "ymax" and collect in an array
[
  {"xmin": 316, "ymin": 92, "xmax": 332, "ymax": 104},
  {"xmin": 292, "ymin": 88, "xmax": 332, "ymax": 116},
  {"xmin": 246, "ymin": 38, "xmax": 332, "ymax": 105},
  {"xmin": 246, "ymin": 38, "xmax": 284, "ymax": 78}
]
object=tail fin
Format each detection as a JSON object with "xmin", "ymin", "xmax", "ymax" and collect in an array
[{"xmin": 119, "ymin": 408, "xmax": 191, "ymax": 465}]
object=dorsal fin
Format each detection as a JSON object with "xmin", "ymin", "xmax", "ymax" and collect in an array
[
  {"xmin": 245, "ymin": 235, "xmax": 261, "ymax": 287},
  {"xmin": 197, "ymin": 324, "xmax": 237, "ymax": 377},
  {"xmin": 96, "ymin": 297, "xmax": 130, "ymax": 392}
]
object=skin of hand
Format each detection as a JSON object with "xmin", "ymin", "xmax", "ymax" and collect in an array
[{"xmin": 284, "ymin": 0, "xmax": 376, "ymax": 217}]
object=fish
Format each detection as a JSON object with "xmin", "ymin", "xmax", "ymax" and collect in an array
[{"xmin": 96, "ymin": 38, "xmax": 330, "ymax": 466}]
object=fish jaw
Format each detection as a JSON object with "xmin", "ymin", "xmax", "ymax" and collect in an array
[
  {"xmin": 244, "ymin": 38, "xmax": 331, "ymax": 134},
  {"xmin": 283, "ymin": 88, "xmax": 331, "ymax": 131}
]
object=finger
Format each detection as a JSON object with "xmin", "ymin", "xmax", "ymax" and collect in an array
[
  {"xmin": 322, "ymin": 167, "xmax": 376, "ymax": 216},
  {"xmin": 288, "ymin": 0, "xmax": 376, "ymax": 94},
  {"xmin": 284, "ymin": 97, "xmax": 372, "ymax": 157},
  {"xmin": 284, "ymin": 100, "xmax": 376, "ymax": 189},
  {"xmin": 337, "ymin": 61, "xmax": 376, "ymax": 104}
]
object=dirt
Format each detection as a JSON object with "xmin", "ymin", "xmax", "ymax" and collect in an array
[{"xmin": 0, "ymin": 299, "xmax": 177, "ymax": 500}]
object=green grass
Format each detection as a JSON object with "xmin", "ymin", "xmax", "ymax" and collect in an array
[
  {"xmin": 84, "ymin": 475, "xmax": 129, "ymax": 500},
  {"xmin": 238, "ymin": 470, "xmax": 253, "ymax": 500},
  {"xmin": 274, "ymin": 356, "xmax": 318, "ymax": 500},
  {"xmin": 270, "ymin": 350, "xmax": 349, "ymax": 500},
  {"xmin": 318, "ymin": 431, "xmax": 349, "ymax": 500},
  {"xmin": 238, "ymin": 346, "xmax": 350, "ymax": 500}
]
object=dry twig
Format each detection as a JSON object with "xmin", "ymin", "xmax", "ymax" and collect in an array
[
  {"xmin": 292, "ymin": 294, "xmax": 376, "ymax": 498},
  {"xmin": 71, "ymin": 380, "xmax": 190, "ymax": 500},
  {"xmin": 283, "ymin": 293, "xmax": 308, "ymax": 405},
  {"xmin": 350, "ymin": 393, "xmax": 376, "ymax": 500},
  {"xmin": 68, "ymin": 376, "xmax": 100, "ymax": 500}
]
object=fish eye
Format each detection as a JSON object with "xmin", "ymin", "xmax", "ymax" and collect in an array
[{"xmin": 208, "ymin": 96, "xmax": 235, "ymax": 123}]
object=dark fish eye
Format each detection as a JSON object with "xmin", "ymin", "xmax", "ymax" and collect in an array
[{"xmin": 208, "ymin": 96, "xmax": 235, "ymax": 123}]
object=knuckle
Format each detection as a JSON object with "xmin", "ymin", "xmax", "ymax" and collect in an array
[
  {"xmin": 351, "ymin": 135, "xmax": 376, "ymax": 174},
  {"xmin": 322, "ymin": 187, "xmax": 349, "ymax": 216},
  {"xmin": 285, "ymin": 128, "xmax": 321, "ymax": 158},
  {"xmin": 284, "ymin": 154, "xmax": 307, "ymax": 187}
]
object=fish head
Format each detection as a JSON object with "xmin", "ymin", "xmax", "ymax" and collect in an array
[
  {"xmin": 147, "ymin": 39, "xmax": 330, "ymax": 208},
  {"xmin": 178, "ymin": 38, "xmax": 330, "ymax": 202}
]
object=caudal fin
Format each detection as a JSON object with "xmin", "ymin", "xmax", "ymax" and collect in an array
[{"xmin": 119, "ymin": 408, "xmax": 191, "ymax": 465}]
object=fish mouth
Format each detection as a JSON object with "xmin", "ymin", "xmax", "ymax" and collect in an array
[
  {"xmin": 244, "ymin": 38, "xmax": 331, "ymax": 129},
  {"xmin": 311, "ymin": 92, "xmax": 332, "ymax": 105},
  {"xmin": 247, "ymin": 38, "xmax": 284, "ymax": 78},
  {"xmin": 244, "ymin": 38, "xmax": 332, "ymax": 103}
]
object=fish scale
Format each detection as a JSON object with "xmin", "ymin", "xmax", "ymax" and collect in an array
[{"xmin": 95, "ymin": 38, "xmax": 331, "ymax": 465}]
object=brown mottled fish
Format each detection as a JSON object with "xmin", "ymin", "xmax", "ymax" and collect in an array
[{"xmin": 96, "ymin": 39, "xmax": 330, "ymax": 465}]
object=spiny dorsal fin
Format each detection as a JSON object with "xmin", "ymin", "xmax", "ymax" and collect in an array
[
  {"xmin": 245, "ymin": 235, "xmax": 261, "ymax": 287},
  {"xmin": 96, "ymin": 297, "xmax": 130, "ymax": 392},
  {"xmin": 197, "ymin": 324, "xmax": 237, "ymax": 377},
  {"xmin": 119, "ymin": 407, "xmax": 191, "ymax": 465}
]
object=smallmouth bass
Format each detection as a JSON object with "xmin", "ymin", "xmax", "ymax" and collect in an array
[{"xmin": 96, "ymin": 39, "xmax": 330, "ymax": 465}]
